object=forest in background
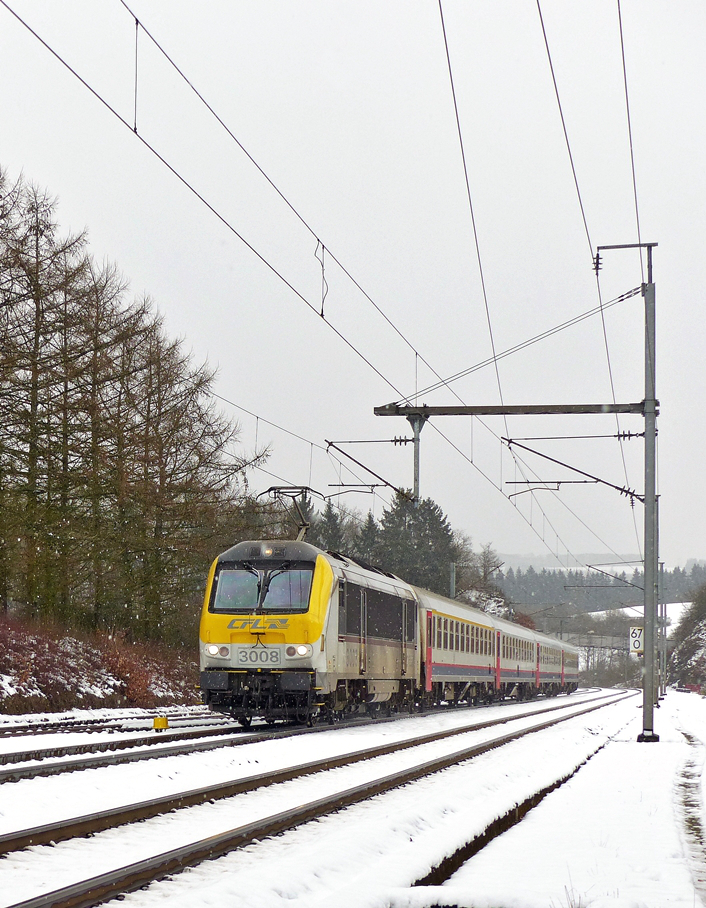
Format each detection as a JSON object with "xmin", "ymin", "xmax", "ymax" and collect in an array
[{"xmin": 496, "ymin": 563, "xmax": 706, "ymax": 627}]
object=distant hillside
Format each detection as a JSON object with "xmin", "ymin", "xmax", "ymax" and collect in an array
[
  {"xmin": 669, "ymin": 584, "xmax": 706, "ymax": 688},
  {"xmin": 496, "ymin": 563, "xmax": 706, "ymax": 617}
]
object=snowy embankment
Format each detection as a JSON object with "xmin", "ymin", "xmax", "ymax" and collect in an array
[{"xmin": 0, "ymin": 616, "xmax": 198, "ymax": 711}]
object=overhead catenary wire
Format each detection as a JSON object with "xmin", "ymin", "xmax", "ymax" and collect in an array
[
  {"xmin": 1, "ymin": 1, "xmax": 645, "ymax": 576},
  {"xmin": 114, "ymin": 0, "xmax": 634, "ymax": 574},
  {"xmin": 391, "ymin": 287, "xmax": 641, "ymax": 405},
  {"xmin": 0, "ymin": 0, "xmax": 410, "ymax": 407},
  {"xmin": 435, "ymin": 2, "xmax": 626, "ymax": 570},
  {"xmin": 536, "ymin": 0, "xmax": 643, "ymax": 558},
  {"xmin": 211, "ymin": 390, "xmax": 395, "ymax": 513},
  {"xmin": 115, "ymin": 0, "xmax": 461, "ymax": 410},
  {"xmin": 617, "ymin": 0, "xmax": 645, "ymax": 284},
  {"xmin": 438, "ymin": 0, "xmax": 506, "ymax": 422}
]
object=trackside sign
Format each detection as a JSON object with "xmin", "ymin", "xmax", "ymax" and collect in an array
[{"xmin": 630, "ymin": 626, "xmax": 644, "ymax": 655}]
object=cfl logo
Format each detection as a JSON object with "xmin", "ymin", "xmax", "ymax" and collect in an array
[{"xmin": 227, "ymin": 618, "xmax": 291, "ymax": 630}]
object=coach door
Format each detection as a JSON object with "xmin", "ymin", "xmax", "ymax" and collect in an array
[
  {"xmin": 401, "ymin": 599, "xmax": 408, "ymax": 675},
  {"xmin": 535, "ymin": 643, "xmax": 541, "ymax": 687},
  {"xmin": 425, "ymin": 611, "xmax": 433, "ymax": 691}
]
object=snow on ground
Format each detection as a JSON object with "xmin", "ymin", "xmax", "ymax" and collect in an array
[
  {"xmin": 401, "ymin": 692, "xmax": 705, "ymax": 908},
  {"xmin": 39, "ymin": 693, "xmax": 636, "ymax": 908},
  {"xmin": 0, "ymin": 690, "xmax": 607, "ymax": 837},
  {"xmin": 109, "ymin": 691, "xmax": 702, "ymax": 908},
  {"xmin": 2, "ymin": 690, "xmax": 702, "ymax": 908}
]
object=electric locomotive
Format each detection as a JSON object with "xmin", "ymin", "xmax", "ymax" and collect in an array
[{"xmin": 199, "ymin": 539, "xmax": 579, "ymax": 725}]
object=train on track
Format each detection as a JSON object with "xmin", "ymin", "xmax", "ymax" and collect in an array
[{"xmin": 199, "ymin": 540, "xmax": 579, "ymax": 725}]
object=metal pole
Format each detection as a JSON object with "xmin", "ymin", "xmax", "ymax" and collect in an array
[
  {"xmin": 406, "ymin": 414, "xmax": 427, "ymax": 506},
  {"xmin": 638, "ymin": 248, "xmax": 659, "ymax": 741},
  {"xmin": 450, "ymin": 562, "xmax": 456, "ymax": 599}
]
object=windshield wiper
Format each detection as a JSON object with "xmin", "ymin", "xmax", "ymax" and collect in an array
[
  {"xmin": 258, "ymin": 561, "xmax": 291, "ymax": 609},
  {"xmin": 241, "ymin": 561, "xmax": 262, "ymax": 603}
]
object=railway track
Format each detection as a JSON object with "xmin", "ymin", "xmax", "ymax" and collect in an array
[
  {"xmin": 0, "ymin": 721, "xmax": 245, "ymax": 782},
  {"xmin": 0, "ymin": 706, "xmax": 214, "ymax": 738},
  {"xmin": 0, "ymin": 688, "xmax": 605, "ymax": 783},
  {"xmin": 2, "ymin": 689, "xmax": 633, "ymax": 908}
]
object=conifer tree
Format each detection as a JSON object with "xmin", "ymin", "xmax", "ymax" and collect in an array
[{"xmin": 376, "ymin": 493, "xmax": 458, "ymax": 594}]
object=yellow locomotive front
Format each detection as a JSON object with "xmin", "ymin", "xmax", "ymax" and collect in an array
[{"xmin": 199, "ymin": 540, "xmax": 334, "ymax": 725}]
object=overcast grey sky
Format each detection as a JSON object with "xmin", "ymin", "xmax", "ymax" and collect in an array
[{"xmin": 1, "ymin": 1, "xmax": 704, "ymax": 569}]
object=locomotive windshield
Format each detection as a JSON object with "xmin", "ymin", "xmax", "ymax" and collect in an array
[{"xmin": 209, "ymin": 560, "xmax": 314, "ymax": 613}]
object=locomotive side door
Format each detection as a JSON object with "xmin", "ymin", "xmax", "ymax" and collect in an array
[{"xmin": 359, "ymin": 587, "xmax": 368, "ymax": 675}]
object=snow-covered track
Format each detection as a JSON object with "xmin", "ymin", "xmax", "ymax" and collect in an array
[
  {"xmin": 0, "ymin": 707, "xmax": 215, "ymax": 738},
  {"xmin": 0, "ymin": 689, "xmax": 605, "ymax": 783},
  {"xmin": 0, "ymin": 722, "xmax": 245, "ymax": 780},
  {"xmin": 2, "ymin": 691, "xmax": 631, "ymax": 908},
  {"xmin": 0, "ymin": 690, "xmax": 623, "ymax": 855},
  {"xmin": 0, "ymin": 711, "xmax": 400, "ymax": 783},
  {"xmin": 413, "ymin": 734, "xmax": 620, "ymax": 887}
]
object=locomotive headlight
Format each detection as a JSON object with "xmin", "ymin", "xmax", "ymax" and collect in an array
[
  {"xmin": 206, "ymin": 644, "xmax": 230, "ymax": 658},
  {"xmin": 285, "ymin": 644, "xmax": 312, "ymax": 658}
]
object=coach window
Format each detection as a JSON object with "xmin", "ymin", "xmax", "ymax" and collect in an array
[
  {"xmin": 443, "ymin": 618, "xmax": 448, "ymax": 650},
  {"xmin": 436, "ymin": 616, "xmax": 442, "ymax": 649}
]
